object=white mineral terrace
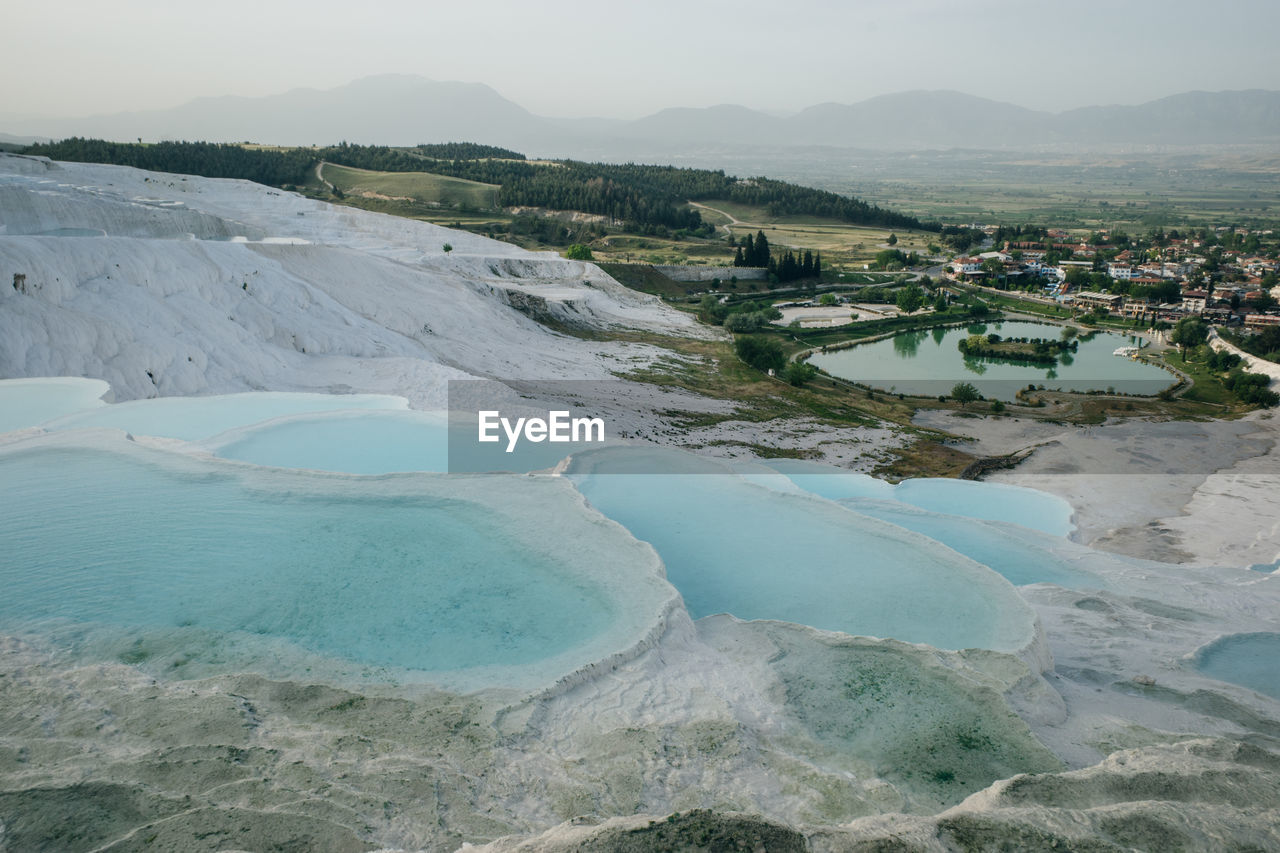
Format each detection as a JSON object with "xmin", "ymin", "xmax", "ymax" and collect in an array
[{"xmin": 2, "ymin": 155, "xmax": 1279, "ymax": 851}]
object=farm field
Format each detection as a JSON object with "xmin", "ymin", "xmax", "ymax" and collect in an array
[
  {"xmin": 608, "ymin": 145, "xmax": 1280, "ymax": 231},
  {"xmin": 688, "ymin": 200, "xmax": 938, "ymax": 259},
  {"xmin": 319, "ymin": 163, "xmax": 500, "ymax": 209},
  {"xmin": 723, "ymin": 149, "xmax": 1280, "ymax": 230}
]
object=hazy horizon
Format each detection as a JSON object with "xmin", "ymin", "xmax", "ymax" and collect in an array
[{"xmin": 7, "ymin": 0, "xmax": 1280, "ymax": 125}]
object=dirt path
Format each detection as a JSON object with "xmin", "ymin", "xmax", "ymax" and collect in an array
[
  {"xmin": 314, "ymin": 161, "xmax": 334, "ymax": 192},
  {"xmin": 688, "ymin": 201, "xmax": 741, "ymax": 237}
]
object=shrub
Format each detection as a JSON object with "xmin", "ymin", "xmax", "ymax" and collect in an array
[
  {"xmin": 1224, "ymin": 371, "xmax": 1280, "ymax": 407},
  {"xmin": 734, "ymin": 336, "xmax": 786, "ymax": 373},
  {"xmin": 1206, "ymin": 350, "xmax": 1242, "ymax": 371},
  {"xmin": 724, "ymin": 312, "xmax": 766, "ymax": 333},
  {"xmin": 698, "ymin": 295, "xmax": 728, "ymax": 324},
  {"xmin": 782, "ymin": 362, "xmax": 818, "ymax": 386}
]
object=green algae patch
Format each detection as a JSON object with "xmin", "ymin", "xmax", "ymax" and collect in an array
[{"xmin": 704, "ymin": 619, "xmax": 1063, "ymax": 813}]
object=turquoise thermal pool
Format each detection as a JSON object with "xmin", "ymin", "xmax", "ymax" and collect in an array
[
  {"xmin": 757, "ymin": 459, "xmax": 1098, "ymax": 588},
  {"xmin": 46, "ymin": 390, "xmax": 408, "ymax": 441},
  {"xmin": 0, "ymin": 376, "xmax": 110, "ymax": 433},
  {"xmin": 807, "ymin": 321, "xmax": 1175, "ymax": 400},
  {"xmin": 0, "ymin": 432, "xmax": 674, "ymax": 692},
  {"xmin": 1192, "ymin": 633, "xmax": 1280, "ymax": 700},
  {"xmin": 0, "ymin": 377, "xmax": 1116, "ymax": 690},
  {"xmin": 567, "ymin": 447, "xmax": 1039, "ymax": 653},
  {"xmin": 212, "ymin": 410, "xmax": 450, "ymax": 474},
  {"xmin": 764, "ymin": 458, "xmax": 1074, "ymax": 536}
]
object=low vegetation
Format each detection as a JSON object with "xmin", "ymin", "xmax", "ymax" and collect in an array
[
  {"xmin": 734, "ymin": 335, "xmax": 786, "ymax": 373},
  {"xmin": 1221, "ymin": 325, "xmax": 1280, "ymax": 364},
  {"xmin": 958, "ymin": 333, "xmax": 1078, "ymax": 365}
]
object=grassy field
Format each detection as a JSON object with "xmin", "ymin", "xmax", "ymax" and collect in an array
[
  {"xmin": 591, "ymin": 234, "xmax": 739, "ymax": 266},
  {"xmin": 595, "ymin": 263, "xmax": 703, "ymax": 299},
  {"xmin": 689, "ymin": 200, "xmax": 939, "ymax": 260},
  {"xmin": 1156, "ymin": 350, "xmax": 1237, "ymax": 409},
  {"xmin": 321, "ymin": 163, "xmax": 500, "ymax": 209},
  {"xmin": 586, "ymin": 212, "xmax": 937, "ymax": 272}
]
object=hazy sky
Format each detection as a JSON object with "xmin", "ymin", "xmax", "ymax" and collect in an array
[{"xmin": 6, "ymin": 0, "xmax": 1280, "ymax": 122}]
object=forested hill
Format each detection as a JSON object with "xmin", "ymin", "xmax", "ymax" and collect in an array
[
  {"xmin": 22, "ymin": 138, "xmax": 930, "ymax": 233},
  {"xmin": 21, "ymin": 139, "xmax": 317, "ymax": 187}
]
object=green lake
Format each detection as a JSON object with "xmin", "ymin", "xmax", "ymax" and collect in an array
[{"xmin": 807, "ymin": 320, "xmax": 1175, "ymax": 401}]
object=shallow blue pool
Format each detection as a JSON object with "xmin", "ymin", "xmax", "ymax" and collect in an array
[
  {"xmin": 1193, "ymin": 633, "xmax": 1280, "ymax": 700},
  {"xmin": 0, "ymin": 377, "xmax": 109, "ymax": 432},
  {"xmin": 834, "ymin": 499, "xmax": 1101, "ymax": 588},
  {"xmin": 213, "ymin": 410, "xmax": 450, "ymax": 473},
  {"xmin": 766, "ymin": 459, "xmax": 1074, "ymax": 537},
  {"xmin": 46, "ymin": 390, "xmax": 407, "ymax": 441},
  {"xmin": 568, "ymin": 448, "xmax": 1037, "ymax": 653},
  {"xmin": 0, "ymin": 444, "xmax": 622, "ymax": 679}
]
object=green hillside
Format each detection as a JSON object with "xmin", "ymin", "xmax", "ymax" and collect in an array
[{"xmin": 321, "ymin": 163, "xmax": 499, "ymax": 209}]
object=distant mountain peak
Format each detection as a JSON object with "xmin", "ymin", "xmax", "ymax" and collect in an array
[
  {"xmin": 346, "ymin": 72, "xmax": 436, "ymax": 86},
  {"xmin": 10, "ymin": 79, "xmax": 1280, "ymax": 152}
]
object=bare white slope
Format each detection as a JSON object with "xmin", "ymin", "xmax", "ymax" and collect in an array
[{"xmin": 0, "ymin": 154, "xmax": 706, "ymax": 405}]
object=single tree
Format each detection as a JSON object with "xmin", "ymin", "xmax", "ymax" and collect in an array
[
  {"xmin": 1169, "ymin": 316, "xmax": 1209, "ymax": 361},
  {"xmin": 895, "ymin": 282, "xmax": 924, "ymax": 314},
  {"xmin": 951, "ymin": 381, "xmax": 980, "ymax": 408}
]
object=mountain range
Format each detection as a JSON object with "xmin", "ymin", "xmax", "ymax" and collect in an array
[{"xmin": 9, "ymin": 75, "xmax": 1280, "ymax": 156}]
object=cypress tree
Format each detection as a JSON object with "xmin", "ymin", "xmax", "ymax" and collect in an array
[
  {"xmin": 754, "ymin": 231, "xmax": 770, "ymax": 267},
  {"xmin": 780, "ymin": 251, "xmax": 798, "ymax": 282}
]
